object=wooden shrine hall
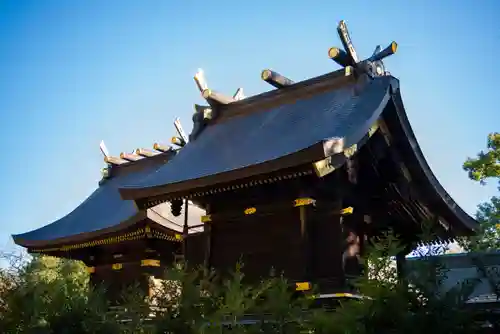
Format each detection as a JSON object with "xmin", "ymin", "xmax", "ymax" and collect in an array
[
  {"xmin": 118, "ymin": 21, "xmax": 478, "ymax": 292},
  {"xmin": 13, "ymin": 20, "xmax": 478, "ymax": 298}
]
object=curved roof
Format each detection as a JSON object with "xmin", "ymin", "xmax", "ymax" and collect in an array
[
  {"xmin": 117, "ymin": 73, "xmax": 477, "ymax": 234},
  {"xmin": 12, "ymin": 152, "xmax": 205, "ymax": 248},
  {"xmin": 119, "ymin": 74, "xmax": 391, "ymax": 198},
  {"xmin": 389, "ymin": 90, "xmax": 477, "ymax": 232}
]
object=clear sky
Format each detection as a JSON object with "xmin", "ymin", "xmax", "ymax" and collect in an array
[{"xmin": 0, "ymin": 0, "xmax": 498, "ymax": 251}]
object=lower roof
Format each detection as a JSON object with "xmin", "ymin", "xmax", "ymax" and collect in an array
[{"xmin": 12, "ymin": 158, "xmax": 205, "ymax": 248}]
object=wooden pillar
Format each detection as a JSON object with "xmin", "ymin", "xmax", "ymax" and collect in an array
[
  {"xmin": 297, "ymin": 197, "xmax": 315, "ymax": 282},
  {"xmin": 203, "ymin": 205, "xmax": 212, "ymax": 270},
  {"xmin": 204, "ymin": 223, "xmax": 212, "ymax": 269},
  {"xmin": 396, "ymin": 245, "xmax": 412, "ymax": 284},
  {"xmin": 396, "ymin": 253, "xmax": 405, "ymax": 281},
  {"xmin": 360, "ymin": 215, "xmax": 371, "ymax": 278},
  {"xmin": 339, "ymin": 157, "xmax": 368, "ymax": 289},
  {"xmin": 341, "ymin": 213, "xmax": 364, "ymax": 287},
  {"xmin": 182, "ymin": 199, "xmax": 189, "ymax": 259},
  {"xmin": 89, "ymin": 264, "xmax": 150, "ymax": 305},
  {"xmin": 88, "ymin": 269, "xmax": 98, "ymax": 291},
  {"xmin": 322, "ymin": 169, "xmax": 354, "ymax": 291},
  {"xmin": 308, "ymin": 197, "xmax": 344, "ymax": 292}
]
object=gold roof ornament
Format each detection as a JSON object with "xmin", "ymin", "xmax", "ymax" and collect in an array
[{"xmin": 191, "ymin": 68, "xmax": 247, "ymax": 140}]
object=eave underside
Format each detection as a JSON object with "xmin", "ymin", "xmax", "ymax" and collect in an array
[
  {"xmin": 23, "ymin": 220, "xmax": 183, "ymax": 255},
  {"xmin": 387, "ymin": 89, "xmax": 477, "ymax": 234},
  {"xmin": 13, "ymin": 200, "xmax": 205, "ymax": 249}
]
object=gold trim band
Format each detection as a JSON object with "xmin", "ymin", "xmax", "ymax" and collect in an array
[
  {"xmin": 30, "ymin": 227, "xmax": 182, "ymax": 253},
  {"xmin": 146, "ymin": 170, "xmax": 315, "ymax": 208}
]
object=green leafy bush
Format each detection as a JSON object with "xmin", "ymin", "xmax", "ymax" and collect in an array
[{"xmin": 1, "ymin": 232, "xmax": 499, "ymax": 333}]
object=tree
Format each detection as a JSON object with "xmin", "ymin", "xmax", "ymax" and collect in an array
[
  {"xmin": 1, "ymin": 231, "xmax": 499, "ymax": 333},
  {"xmin": 0, "ymin": 253, "xmax": 120, "ymax": 334},
  {"xmin": 322, "ymin": 233, "xmax": 489, "ymax": 334},
  {"xmin": 460, "ymin": 132, "xmax": 500, "ymax": 251}
]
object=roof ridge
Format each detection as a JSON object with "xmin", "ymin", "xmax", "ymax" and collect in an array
[{"xmin": 188, "ymin": 19, "xmax": 397, "ymax": 140}]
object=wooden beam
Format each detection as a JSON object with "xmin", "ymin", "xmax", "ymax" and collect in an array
[
  {"xmin": 170, "ymin": 137, "xmax": 185, "ymax": 147},
  {"xmin": 182, "ymin": 199, "xmax": 189, "ymax": 259},
  {"xmin": 261, "ymin": 69, "xmax": 294, "ymax": 89},
  {"xmin": 328, "ymin": 47, "xmax": 353, "ymax": 67},
  {"xmin": 120, "ymin": 152, "xmax": 142, "ymax": 162},
  {"xmin": 203, "ymin": 205, "xmax": 212, "ymax": 270},
  {"xmin": 153, "ymin": 143, "xmax": 172, "ymax": 153},
  {"xmin": 197, "ymin": 198, "xmax": 347, "ymax": 224},
  {"xmin": 396, "ymin": 252, "xmax": 406, "ymax": 283},
  {"xmin": 368, "ymin": 41, "xmax": 398, "ymax": 62},
  {"xmin": 202, "ymin": 89, "xmax": 235, "ymax": 106},
  {"xmin": 298, "ymin": 200, "xmax": 313, "ymax": 282},
  {"xmin": 104, "ymin": 156, "xmax": 128, "ymax": 165},
  {"xmin": 136, "ymin": 148, "xmax": 160, "ymax": 157},
  {"xmin": 341, "ymin": 213, "xmax": 364, "ymax": 285},
  {"xmin": 193, "ymin": 68, "xmax": 208, "ymax": 93},
  {"xmin": 203, "ymin": 224, "xmax": 212, "ymax": 270}
]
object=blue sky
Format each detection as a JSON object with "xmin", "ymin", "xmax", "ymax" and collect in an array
[{"xmin": 0, "ymin": 0, "xmax": 498, "ymax": 251}]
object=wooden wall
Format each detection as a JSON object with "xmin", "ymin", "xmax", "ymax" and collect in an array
[
  {"xmin": 310, "ymin": 208, "xmax": 344, "ymax": 283},
  {"xmin": 185, "ymin": 232, "xmax": 206, "ymax": 268},
  {"xmin": 209, "ymin": 209, "xmax": 304, "ymax": 282}
]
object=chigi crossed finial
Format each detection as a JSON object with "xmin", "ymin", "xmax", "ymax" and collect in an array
[
  {"xmin": 328, "ymin": 20, "xmax": 397, "ymax": 77},
  {"xmin": 190, "ymin": 69, "xmax": 246, "ymax": 140},
  {"xmin": 188, "ymin": 20, "xmax": 398, "ymax": 142},
  {"xmin": 194, "ymin": 68, "xmax": 245, "ymax": 105}
]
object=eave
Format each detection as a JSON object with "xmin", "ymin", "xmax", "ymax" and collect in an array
[
  {"xmin": 13, "ymin": 212, "xmax": 186, "ymax": 253},
  {"xmin": 12, "ymin": 150, "xmax": 182, "ymax": 249},
  {"xmin": 385, "ymin": 87, "xmax": 478, "ymax": 234}
]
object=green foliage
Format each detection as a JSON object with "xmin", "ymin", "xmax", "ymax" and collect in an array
[
  {"xmin": 149, "ymin": 264, "xmax": 310, "ymax": 334},
  {"xmin": 0, "ymin": 253, "xmax": 120, "ymax": 334},
  {"xmin": 460, "ymin": 197, "xmax": 500, "ymax": 252},
  {"xmin": 331, "ymin": 234, "xmax": 483, "ymax": 334},
  {"xmin": 2, "ymin": 234, "xmax": 500, "ymax": 333},
  {"xmin": 460, "ymin": 132, "xmax": 500, "ymax": 252},
  {"xmin": 463, "ymin": 133, "xmax": 500, "ymax": 184}
]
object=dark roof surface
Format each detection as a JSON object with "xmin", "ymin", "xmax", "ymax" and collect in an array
[
  {"xmin": 10, "ymin": 150, "xmax": 209, "ymax": 247},
  {"xmin": 14, "ymin": 68, "xmax": 477, "ymax": 245},
  {"xmin": 12, "ymin": 165, "xmax": 157, "ymax": 246},
  {"xmin": 119, "ymin": 76, "xmax": 393, "ymax": 198}
]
